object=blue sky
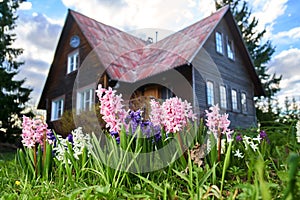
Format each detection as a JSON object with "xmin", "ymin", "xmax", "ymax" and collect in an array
[{"xmin": 14, "ymin": 0, "xmax": 300, "ymax": 109}]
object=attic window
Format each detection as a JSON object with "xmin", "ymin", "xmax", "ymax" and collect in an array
[
  {"xmin": 227, "ymin": 39, "xmax": 234, "ymax": 60},
  {"xmin": 215, "ymin": 32, "xmax": 223, "ymax": 54},
  {"xmin": 67, "ymin": 50, "xmax": 79, "ymax": 74}
]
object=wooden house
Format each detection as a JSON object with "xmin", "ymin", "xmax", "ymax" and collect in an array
[{"xmin": 37, "ymin": 5, "xmax": 264, "ymax": 132}]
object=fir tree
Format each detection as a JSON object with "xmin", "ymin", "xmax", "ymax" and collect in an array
[
  {"xmin": 0, "ymin": 0, "xmax": 32, "ymax": 143},
  {"xmin": 290, "ymin": 97, "xmax": 299, "ymax": 120},
  {"xmin": 215, "ymin": 0, "xmax": 282, "ymax": 121}
]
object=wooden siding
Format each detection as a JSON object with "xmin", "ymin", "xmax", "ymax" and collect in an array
[
  {"xmin": 39, "ymin": 14, "xmax": 103, "ymax": 127},
  {"xmin": 192, "ymin": 17, "xmax": 257, "ymax": 128}
]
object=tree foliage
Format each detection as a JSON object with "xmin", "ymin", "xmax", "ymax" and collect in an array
[{"xmin": 0, "ymin": 0, "xmax": 32, "ymax": 143}]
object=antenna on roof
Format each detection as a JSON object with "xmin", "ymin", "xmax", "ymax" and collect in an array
[{"xmin": 155, "ymin": 31, "xmax": 158, "ymax": 43}]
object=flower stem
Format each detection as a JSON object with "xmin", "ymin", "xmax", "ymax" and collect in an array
[
  {"xmin": 33, "ymin": 145, "xmax": 37, "ymax": 176},
  {"xmin": 218, "ymin": 128, "xmax": 222, "ymax": 162},
  {"xmin": 177, "ymin": 132, "xmax": 186, "ymax": 161},
  {"xmin": 43, "ymin": 130, "xmax": 46, "ymax": 169}
]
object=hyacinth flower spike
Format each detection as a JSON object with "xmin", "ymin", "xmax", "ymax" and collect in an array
[
  {"xmin": 21, "ymin": 115, "xmax": 52, "ymax": 177},
  {"xmin": 96, "ymin": 84, "xmax": 127, "ymax": 143},
  {"xmin": 205, "ymin": 104, "xmax": 233, "ymax": 162},
  {"xmin": 150, "ymin": 97, "xmax": 196, "ymax": 159}
]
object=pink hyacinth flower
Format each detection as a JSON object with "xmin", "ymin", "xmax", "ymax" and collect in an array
[
  {"xmin": 150, "ymin": 97, "xmax": 196, "ymax": 134},
  {"xmin": 205, "ymin": 104, "xmax": 233, "ymax": 141},
  {"xmin": 21, "ymin": 116, "xmax": 52, "ymax": 148},
  {"xmin": 96, "ymin": 84, "xmax": 127, "ymax": 133}
]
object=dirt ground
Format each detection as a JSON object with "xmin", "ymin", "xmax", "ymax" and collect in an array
[{"xmin": 0, "ymin": 143, "xmax": 17, "ymax": 153}]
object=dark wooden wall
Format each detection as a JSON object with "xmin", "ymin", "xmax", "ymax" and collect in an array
[
  {"xmin": 39, "ymin": 14, "xmax": 97, "ymax": 127},
  {"xmin": 192, "ymin": 16, "xmax": 257, "ymax": 128}
]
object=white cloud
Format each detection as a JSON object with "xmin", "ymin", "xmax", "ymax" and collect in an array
[
  {"xmin": 270, "ymin": 48, "xmax": 300, "ymax": 77},
  {"xmin": 14, "ymin": 12, "xmax": 62, "ymax": 106},
  {"xmin": 269, "ymin": 48, "xmax": 300, "ymax": 102},
  {"xmin": 19, "ymin": 1, "xmax": 32, "ymax": 10},
  {"xmin": 15, "ymin": 13, "xmax": 61, "ymax": 63},
  {"xmin": 61, "ymin": 0, "xmax": 215, "ymax": 32},
  {"xmin": 274, "ymin": 27, "xmax": 300, "ymax": 40},
  {"xmin": 247, "ymin": 0, "xmax": 288, "ymax": 38},
  {"xmin": 198, "ymin": 0, "xmax": 216, "ymax": 17}
]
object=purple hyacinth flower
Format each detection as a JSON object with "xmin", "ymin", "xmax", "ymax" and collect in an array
[
  {"xmin": 110, "ymin": 131, "xmax": 120, "ymax": 144},
  {"xmin": 236, "ymin": 134, "xmax": 243, "ymax": 142},
  {"xmin": 259, "ymin": 131, "xmax": 267, "ymax": 139},
  {"xmin": 115, "ymin": 136, "xmax": 120, "ymax": 144},
  {"xmin": 259, "ymin": 130, "xmax": 270, "ymax": 143},
  {"xmin": 47, "ymin": 131, "xmax": 57, "ymax": 147},
  {"xmin": 110, "ymin": 131, "xmax": 118, "ymax": 137},
  {"xmin": 67, "ymin": 134, "xmax": 73, "ymax": 144},
  {"xmin": 141, "ymin": 120, "xmax": 151, "ymax": 138},
  {"xmin": 153, "ymin": 125, "xmax": 161, "ymax": 142},
  {"xmin": 127, "ymin": 110, "xmax": 143, "ymax": 134}
]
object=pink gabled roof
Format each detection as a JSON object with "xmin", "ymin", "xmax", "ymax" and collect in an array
[{"xmin": 70, "ymin": 6, "xmax": 229, "ymax": 82}]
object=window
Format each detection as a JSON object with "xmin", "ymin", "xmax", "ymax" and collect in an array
[
  {"xmin": 161, "ymin": 87, "xmax": 173, "ymax": 99},
  {"xmin": 51, "ymin": 98, "xmax": 64, "ymax": 121},
  {"xmin": 231, "ymin": 89, "xmax": 238, "ymax": 110},
  {"xmin": 241, "ymin": 92, "xmax": 247, "ymax": 113},
  {"xmin": 215, "ymin": 32, "xmax": 223, "ymax": 54},
  {"xmin": 206, "ymin": 81, "xmax": 214, "ymax": 105},
  {"xmin": 220, "ymin": 85, "xmax": 227, "ymax": 109},
  {"xmin": 67, "ymin": 50, "xmax": 79, "ymax": 74},
  {"xmin": 227, "ymin": 39, "xmax": 234, "ymax": 60},
  {"xmin": 77, "ymin": 88, "xmax": 95, "ymax": 114}
]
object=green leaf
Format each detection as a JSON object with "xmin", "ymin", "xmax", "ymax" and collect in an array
[
  {"xmin": 220, "ymin": 140, "xmax": 232, "ymax": 193},
  {"xmin": 43, "ymin": 142, "xmax": 53, "ymax": 179},
  {"xmin": 120, "ymin": 125, "xmax": 128, "ymax": 150},
  {"xmin": 135, "ymin": 174, "xmax": 164, "ymax": 193}
]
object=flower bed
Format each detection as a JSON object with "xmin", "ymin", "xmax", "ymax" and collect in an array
[{"xmin": 1, "ymin": 85, "xmax": 299, "ymax": 199}]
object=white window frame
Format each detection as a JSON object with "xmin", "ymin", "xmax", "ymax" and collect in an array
[
  {"xmin": 215, "ymin": 32, "xmax": 223, "ymax": 54},
  {"xmin": 206, "ymin": 81, "xmax": 214, "ymax": 105},
  {"xmin": 51, "ymin": 97, "xmax": 64, "ymax": 121},
  {"xmin": 231, "ymin": 89, "xmax": 238, "ymax": 111},
  {"xmin": 67, "ymin": 50, "xmax": 79, "ymax": 74},
  {"xmin": 227, "ymin": 38, "xmax": 235, "ymax": 60},
  {"xmin": 241, "ymin": 92, "xmax": 247, "ymax": 113},
  {"xmin": 76, "ymin": 86, "xmax": 95, "ymax": 114},
  {"xmin": 220, "ymin": 85, "xmax": 227, "ymax": 109}
]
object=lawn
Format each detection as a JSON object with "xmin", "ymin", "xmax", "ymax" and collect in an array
[{"xmin": 1, "ymin": 122, "xmax": 299, "ymax": 199}]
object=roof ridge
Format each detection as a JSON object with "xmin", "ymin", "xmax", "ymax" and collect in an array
[
  {"xmin": 69, "ymin": 9, "xmax": 121, "ymax": 32},
  {"xmin": 181, "ymin": 5, "xmax": 229, "ymax": 32}
]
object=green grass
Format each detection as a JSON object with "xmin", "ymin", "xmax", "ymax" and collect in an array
[{"xmin": 1, "ymin": 124, "xmax": 300, "ymax": 199}]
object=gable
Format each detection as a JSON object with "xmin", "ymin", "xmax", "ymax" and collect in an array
[
  {"xmin": 38, "ymin": 12, "xmax": 93, "ymax": 109},
  {"xmin": 222, "ymin": 10, "xmax": 264, "ymax": 96}
]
